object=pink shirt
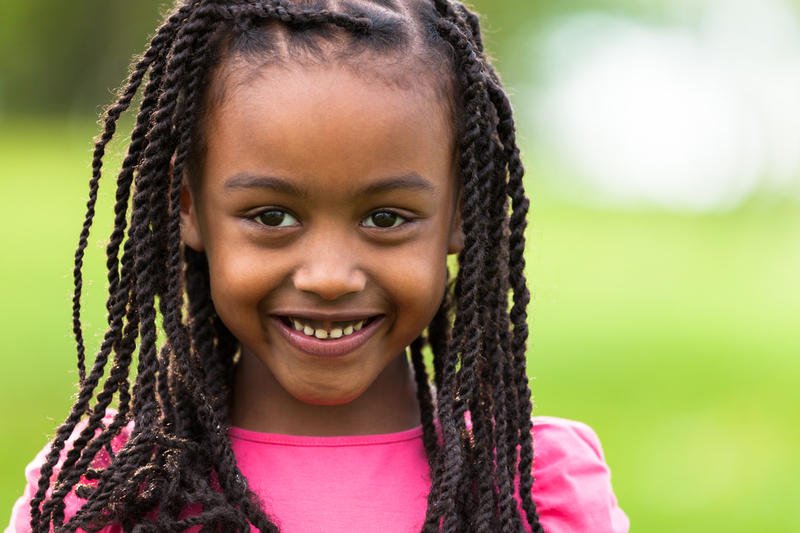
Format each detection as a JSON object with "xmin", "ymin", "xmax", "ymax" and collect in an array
[{"xmin": 7, "ymin": 413, "xmax": 628, "ymax": 532}]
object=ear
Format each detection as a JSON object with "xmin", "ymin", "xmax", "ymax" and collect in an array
[
  {"xmin": 447, "ymin": 196, "xmax": 464, "ymax": 255},
  {"xmin": 180, "ymin": 180, "xmax": 205, "ymax": 252}
]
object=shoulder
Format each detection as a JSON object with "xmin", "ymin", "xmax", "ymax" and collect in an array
[
  {"xmin": 530, "ymin": 417, "xmax": 630, "ymax": 533},
  {"xmin": 6, "ymin": 410, "xmax": 132, "ymax": 533}
]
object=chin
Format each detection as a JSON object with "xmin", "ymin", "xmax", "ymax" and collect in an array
[{"xmin": 293, "ymin": 386, "xmax": 364, "ymax": 407}]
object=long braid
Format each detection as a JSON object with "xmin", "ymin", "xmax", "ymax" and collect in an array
[
  {"xmin": 70, "ymin": 3, "xmax": 196, "ymax": 387},
  {"xmin": 156, "ymin": 1, "xmax": 218, "ymax": 436},
  {"xmin": 29, "ymin": 12, "xmax": 184, "ymax": 528},
  {"xmin": 419, "ymin": 2, "xmax": 543, "ymax": 531},
  {"xmin": 441, "ymin": 26, "xmax": 501, "ymax": 533},
  {"xmin": 484, "ymin": 67, "xmax": 544, "ymax": 532},
  {"xmin": 160, "ymin": 18, "xmax": 219, "ymax": 436},
  {"xmin": 469, "ymin": 99, "xmax": 510, "ymax": 531},
  {"xmin": 476, "ymin": 44, "xmax": 525, "ymax": 530},
  {"xmin": 31, "ymin": 4, "xmax": 201, "ymax": 530},
  {"xmin": 456, "ymin": 74, "xmax": 496, "ymax": 533},
  {"xmin": 424, "ymin": 12, "xmax": 494, "ymax": 531},
  {"xmin": 483, "ymin": 114, "xmax": 521, "ymax": 530}
]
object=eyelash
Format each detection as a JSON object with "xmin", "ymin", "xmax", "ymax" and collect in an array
[
  {"xmin": 248, "ymin": 208, "xmax": 412, "ymax": 230},
  {"xmin": 252, "ymin": 209, "xmax": 300, "ymax": 228},
  {"xmin": 362, "ymin": 210, "xmax": 410, "ymax": 229}
]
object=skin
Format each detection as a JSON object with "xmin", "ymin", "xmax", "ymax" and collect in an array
[{"xmin": 181, "ymin": 60, "xmax": 462, "ymax": 436}]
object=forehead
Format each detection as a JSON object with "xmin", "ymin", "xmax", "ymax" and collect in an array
[
  {"xmin": 206, "ymin": 43, "xmax": 455, "ymax": 126},
  {"xmin": 199, "ymin": 62, "xmax": 456, "ymax": 196},
  {"xmin": 215, "ymin": 58, "xmax": 447, "ymax": 126}
]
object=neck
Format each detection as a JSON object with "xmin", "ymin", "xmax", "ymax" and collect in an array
[{"xmin": 228, "ymin": 351, "xmax": 421, "ymax": 436}]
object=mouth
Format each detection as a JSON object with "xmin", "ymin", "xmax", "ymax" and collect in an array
[
  {"xmin": 272, "ymin": 314, "xmax": 384, "ymax": 357},
  {"xmin": 279, "ymin": 315, "xmax": 380, "ymax": 340}
]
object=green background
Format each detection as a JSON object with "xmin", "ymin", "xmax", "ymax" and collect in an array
[{"xmin": 1, "ymin": 1, "xmax": 799, "ymax": 531}]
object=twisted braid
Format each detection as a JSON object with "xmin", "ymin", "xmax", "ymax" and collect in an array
[
  {"xmin": 33, "ymin": 1, "xmax": 542, "ymax": 531},
  {"xmin": 70, "ymin": 3, "xmax": 197, "ymax": 387},
  {"xmin": 424, "ymin": 12, "xmax": 499, "ymax": 531},
  {"xmin": 410, "ymin": 336, "xmax": 438, "ymax": 463},
  {"xmin": 484, "ymin": 67, "xmax": 543, "ymax": 533},
  {"xmin": 418, "ymin": 2, "xmax": 543, "ymax": 531},
  {"xmin": 482, "ymin": 119, "xmax": 521, "ymax": 531},
  {"xmin": 29, "ymin": 9, "xmax": 191, "ymax": 527},
  {"xmin": 427, "ymin": 290, "xmax": 450, "ymax": 393},
  {"xmin": 156, "ymin": 1, "xmax": 219, "ymax": 437}
]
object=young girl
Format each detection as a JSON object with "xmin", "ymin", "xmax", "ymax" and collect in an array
[{"xmin": 8, "ymin": 0, "xmax": 628, "ymax": 531}]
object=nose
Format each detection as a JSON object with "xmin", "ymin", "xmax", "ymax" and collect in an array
[{"xmin": 291, "ymin": 242, "xmax": 367, "ymax": 300}]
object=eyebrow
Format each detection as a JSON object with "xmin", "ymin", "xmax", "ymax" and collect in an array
[
  {"xmin": 224, "ymin": 173, "xmax": 309, "ymax": 197},
  {"xmin": 360, "ymin": 173, "xmax": 435, "ymax": 195},
  {"xmin": 223, "ymin": 172, "xmax": 435, "ymax": 196}
]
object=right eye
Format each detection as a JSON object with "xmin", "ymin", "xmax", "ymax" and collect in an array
[{"xmin": 253, "ymin": 209, "xmax": 299, "ymax": 228}]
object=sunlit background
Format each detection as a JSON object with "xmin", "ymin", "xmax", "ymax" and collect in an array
[{"xmin": 1, "ymin": 1, "xmax": 798, "ymax": 530}]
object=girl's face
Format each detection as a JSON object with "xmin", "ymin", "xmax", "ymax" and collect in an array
[{"xmin": 181, "ymin": 61, "xmax": 462, "ymax": 415}]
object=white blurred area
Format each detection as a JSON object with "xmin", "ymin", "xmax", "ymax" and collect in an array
[{"xmin": 530, "ymin": 0, "xmax": 800, "ymax": 211}]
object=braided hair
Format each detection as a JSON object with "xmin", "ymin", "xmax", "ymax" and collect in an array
[{"xmin": 30, "ymin": 0, "xmax": 543, "ymax": 531}]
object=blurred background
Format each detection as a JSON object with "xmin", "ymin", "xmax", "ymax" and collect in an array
[{"xmin": 1, "ymin": 0, "xmax": 798, "ymax": 530}]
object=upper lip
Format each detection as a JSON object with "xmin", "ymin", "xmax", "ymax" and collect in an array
[{"xmin": 270, "ymin": 310, "xmax": 384, "ymax": 322}]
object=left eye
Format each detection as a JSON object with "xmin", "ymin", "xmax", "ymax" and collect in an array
[
  {"xmin": 362, "ymin": 210, "xmax": 407, "ymax": 228},
  {"xmin": 254, "ymin": 209, "xmax": 299, "ymax": 227}
]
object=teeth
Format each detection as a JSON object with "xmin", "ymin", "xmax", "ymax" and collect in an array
[{"xmin": 289, "ymin": 317, "xmax": 370, "ymax": 339}]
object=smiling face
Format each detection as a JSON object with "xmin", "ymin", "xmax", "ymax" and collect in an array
[{"xmin": 181, "ymin": 62, "xmax": 461, "ymax": 433}]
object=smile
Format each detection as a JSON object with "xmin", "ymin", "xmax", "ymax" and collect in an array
[
  {"xmin": 285, "ymin": 316, "xmax": 369, "ymax": 339},
  {"xmin": 272, "ymin": 315, "xmax": 384, "ymax": 357}
]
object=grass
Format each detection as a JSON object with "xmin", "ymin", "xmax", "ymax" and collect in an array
[{"xmin": 1, "ymin": 118, "xmax": 798, "ymax": 531}]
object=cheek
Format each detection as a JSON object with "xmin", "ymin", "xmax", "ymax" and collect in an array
[
  {"xmin": 205, "ymin": 249, "xmax": 285, "ymax": 337},
  {"xmin": 209, "ymin": 253, "xmax": 259, "ymax": 300},
  {"xmin": 387, "ymin": 241, "xmax": 448, "ymax": 321}
]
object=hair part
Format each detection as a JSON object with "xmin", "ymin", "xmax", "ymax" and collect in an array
[{"xmin": 30, "ymin": 1, "xmax": 543, "ymax": 531}]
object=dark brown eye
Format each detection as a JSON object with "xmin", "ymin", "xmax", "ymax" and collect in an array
[
  {"xmin": 255, "ymin": 209, "xmax": 298, "ymax": 227},
  {"xmin": 364, "ymin": 210, "xmax": 405, "ymax": 228}
]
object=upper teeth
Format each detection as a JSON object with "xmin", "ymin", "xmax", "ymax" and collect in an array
[{"xmin": 291, "ymin": 318, "xmax": 365, "ymax": 339}]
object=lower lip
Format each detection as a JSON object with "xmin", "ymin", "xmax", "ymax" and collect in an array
[{"xmin": 272, "ymin": 316, "xmax": 383, "ymax": 357}]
